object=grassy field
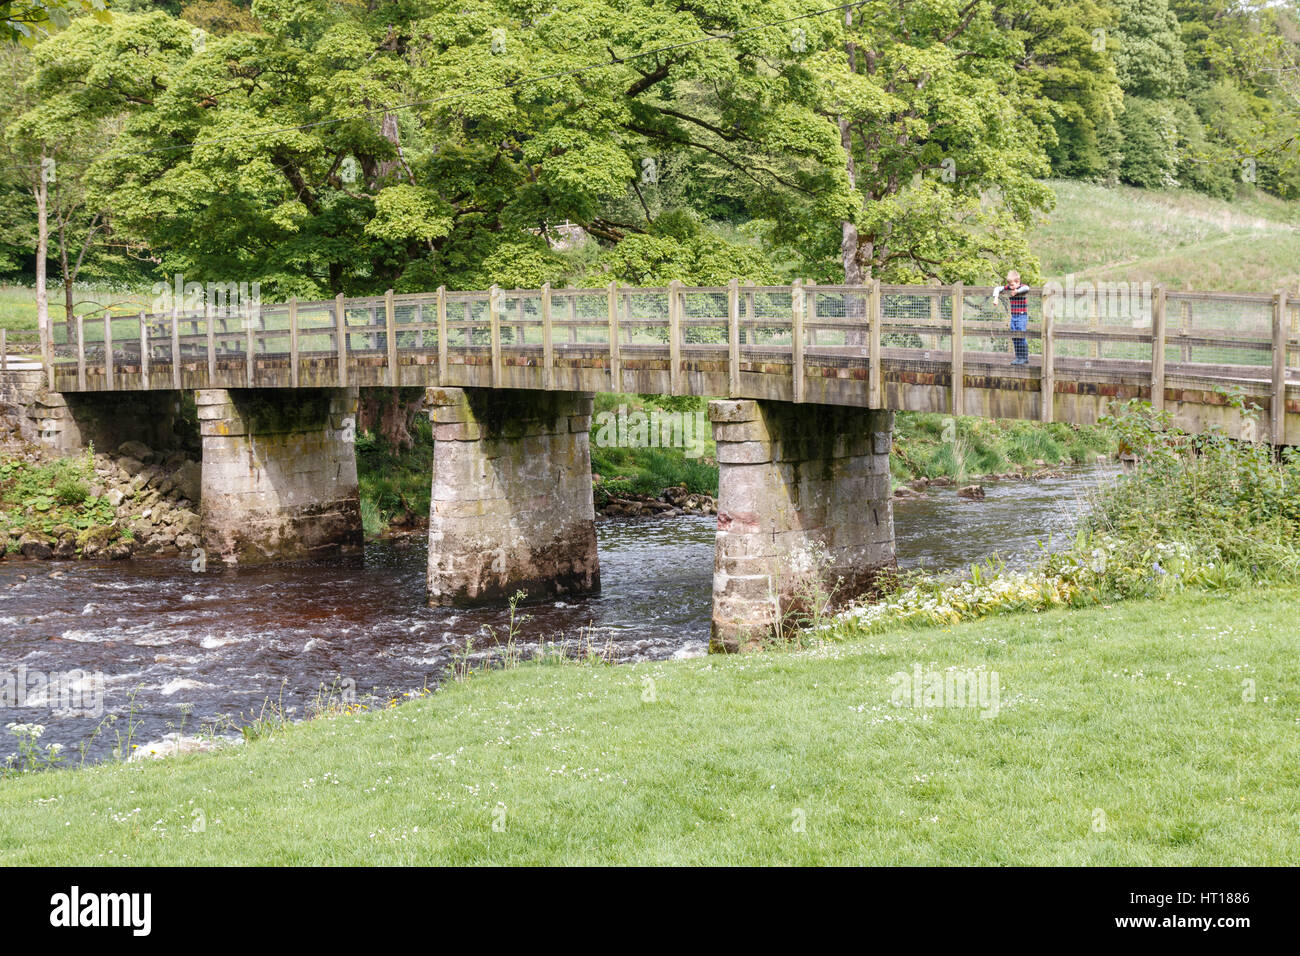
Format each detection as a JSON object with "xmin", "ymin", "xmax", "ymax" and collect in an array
[
  {"xmin": 1, "ymin": 585, "xmax": 1295, "ymax": 865},
  {"xmin": 1032, "ymin": 180, "xmax": 1300, "ymax": 293}
]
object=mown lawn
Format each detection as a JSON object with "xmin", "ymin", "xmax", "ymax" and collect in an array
[{"xmin": 1, "ymin": 586, "xmax": 1296, "ymax": 865}]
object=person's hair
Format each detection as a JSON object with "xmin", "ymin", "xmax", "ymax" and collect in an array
[{"xmin": 1006, "ymin": 270, "xmax": 1021, "ymax": 282}]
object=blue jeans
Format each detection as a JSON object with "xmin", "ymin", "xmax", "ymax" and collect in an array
[{"xmin": 1010, "ymin": 315, "xmax": 1028, "ymax": 361}]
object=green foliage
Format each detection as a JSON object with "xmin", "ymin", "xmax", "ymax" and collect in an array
[
  {"xmin": 1111, "ymin": 0, "xmax": 1188, "ymax": 98},
  {"xmin": 1090, "ymin": 397, "xmax": 1300, "ymax": 578},
  {"xmin": 355, "ymin": 414, "xmax": 432, "ymax": 534},
  {"xmin": 889, "ymin": 412, "xmax": 1114, "ymax": 483},
  {"xmin": 0, "ymin": 0, "xmax": 108, "ymax": 47},
  {"xmin": 52, "ymin": 471, "xmax": 88, "ymax": 505},
  {"xmin": 0, "ymin": 453, "xmax": 114, "ymax": 543},
  {"xmin": 1118, "ymin": 98, "xmax": 1180, "ymax": 189}
]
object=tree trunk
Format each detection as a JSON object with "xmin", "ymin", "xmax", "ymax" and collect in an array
[
  {"xmin": 357, "ymin": 387, "xmax": 426, "ymax": 451},
  {"xmin": 840, "ymin": 14, "xmax": 871, "ymax": 347},
  {"xmin": 34, "ymin": 158, "xmax": 49, "ymax": 372},
  {"xmin": 60, "ymin": 232, "xmax": 74, "ymax": 345}
]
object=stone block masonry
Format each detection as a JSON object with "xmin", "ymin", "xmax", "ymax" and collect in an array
[
  {"xmin": 198, "ymin": 388, "xmax": 363, "ymax": 564},
  {"xmin": 709, "ymin": 400, "xmax": 896, "ymax": 652},
  {"xmin": 21, "ymin": 389, "xmax": 180, "ymax": 453},
  {"xmin": 426, "ymin": 387, "xmax": 599, "ymax": 606}
]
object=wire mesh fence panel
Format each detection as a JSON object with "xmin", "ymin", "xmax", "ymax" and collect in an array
[
  {"xmin": 494, "ymin": 290, "xmax": 543, "ymax": 346},
  {"xmin": 295, "ymin": 302, "xmax": 337, "ymax": 356},
  {"xmin": 960, "ymin": 288, "xmax": 1013, "ymax": 360},
  {"xmin": 342, "ymin": 298, "xmax": 386, "ymax": 354},
  {"xmin": 1289, "ymin": 298, "xmax": 1300, "ymax": 370},
  {"xmin": 680, "ymin": 289, "xmax": 728, "ymax": 345},
  {"xmin": 1048, "ymin": 284, "xmax": 1151, "ymax": 364},
  {"xmin": 883, "ymin": 288, "xmax": 951, "ymax": 361},
  {"xmin": 1167, "ymin": 293, "xmax": 1273, "ymax": 369},
  {"xmin": 622, "ymin": 289, "xmax": 670, "ymax": 346},
  {"xmin": 256, "ymin": 305, "xmax": 292, "ymax": 357},
  {"xmin": 443, "ymin": 294, "xmax": 491, "ymax": 348},
  {"xmin": 555, "ymin": 289, "xmax": 612, "ymax": 346},
  {"xmin": 805, "ymin": 288, "xmax": 871, "ymax": 351},
  {"xmin": 739, "ymin": 287, "xmax": 793, "ymax": 351},
  {"xmin": 392, "ymin": 299, "xmax": 428, "ymax": 351}
]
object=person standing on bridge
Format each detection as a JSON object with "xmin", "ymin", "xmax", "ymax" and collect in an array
[{"xmin": 994, "ymin": 271, "xmax": 1031, "ymax": 365}]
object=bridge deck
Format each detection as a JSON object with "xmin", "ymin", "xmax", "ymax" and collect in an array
[{"xmin": 22, "ymin": 280, "xmax": 1300, "ymax": 444}]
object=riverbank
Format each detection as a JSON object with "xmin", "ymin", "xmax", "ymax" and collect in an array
[
  {"xmin": 0, "ymin": 442, "xmax": 202, "ymax": 561},
  {"xmin": 1, "ymin": 584, "xmax": 1295, "ymax": 864}
]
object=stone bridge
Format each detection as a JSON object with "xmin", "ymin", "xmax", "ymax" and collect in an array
[{"xmin": 11, "ymin": 280, "xmax": 1299, "ymax": 650}]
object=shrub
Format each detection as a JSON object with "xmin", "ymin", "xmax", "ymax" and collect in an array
[{"xmin": 53, "ymin": 475, "xmax": 90, "ymax": 506}]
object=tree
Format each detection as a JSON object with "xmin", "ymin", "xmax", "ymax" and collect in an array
[
  {"xmin": 994, "ymin": 0, "xmax": 1122, "ymax": 180},
  {"xmin": 1, "ymin": 0, "xmax": 107, "ymax": 46},
  {"xmin": 33, "ymin": 0, "xmax": 853, "ymax": 299},
  {"xmin": 810, "ymin": 1, "xmax": 1054, "ymax": 286},
  {"xmin": 1111, "ymin": 0, "xmax": 1188, "ymax": 98},
  {"xmin": 8, "ymin": 20, "xmax": 129, "ymax": 341}
]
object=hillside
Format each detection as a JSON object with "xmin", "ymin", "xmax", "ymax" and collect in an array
[{"xmin": 1031, "ymin": 180, "xmax": 1300, "ymax": 293}]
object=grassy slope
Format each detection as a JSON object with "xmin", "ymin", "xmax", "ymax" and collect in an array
[
  {"xmin": 1032, "ymin": 180, "xmax": 1300, "ymax": 293},
  {"xmin": 2, "ymin": 586, "xmax": 1296, "ymax": 865}
]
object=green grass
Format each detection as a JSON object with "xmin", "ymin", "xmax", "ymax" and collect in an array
[
  {"xmin": 1032, "ymin": 180, "xmax": 1300, "ymax": 293},
  {"xmin": 890, "ymin": 412, "xmax": 1115, "ymax": 483},
  {"xmin": 1, "ymin": 586, "xmax": 1296, "ymax": 865},
  {"xmin": 590, "ymin": 393, "xmax": 718, "ymax": 497},
  {"xmin": 0, "ymin": 284, "xmax": 145, "ymax": 334}
]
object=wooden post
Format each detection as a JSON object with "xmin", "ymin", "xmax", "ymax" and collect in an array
[
  {"xmin": 206, "ymin": 300, "xmax": 215, "ymax": 384},
  {"xmin": 568, "ymin": 289, "xmax": 577, "ymax": 344},
  {"xmin": 1179, "ymin": 297, "xmax": 1192, "ymax": 363},
  {"xmin": 1040, "ymin": 287, "xmax": 1055, "ymax": 423},
  {"xmin": 541, "ymin": 283, "xmax": 554, "ymax": 390},
  {"xmin": 791, "ymin": 278, "xmax": 805, "ymax": 403},
  {"xmin": 950, "ymin": 282, "xmax": 964, "ymax": 416},
  {"xmin": 745, "ymin": 289, "xmax": 755, "ymax": 346},
  {"xmin": 869, "ymin": 279, "xmax": 882, "ymax": 408},
  {"xmin": 727, "ymin": 278, "xmax": 741, "ymax": 398},
  {"xmin": 927, "ymin": 279, "xmax": 940, "ymax": 351},
  {"xmin": 104, "ymin": 311, "xmax": 114, "ymax": 391},
  {"xmin": 1272, "ymin": 290, "xmax": 1287, "ymax": 446},
  {"xmin": 76, "ymin": 314, "xmax": 86, "ymax": 391},
  {"xmin": 436, "ymin": 287, "xmax": 448, "ymax": 384},
  {"xmin": 288, "ymin": 298, "xmax": 299, "ymax": 388},
  {"xmin": 667, "ymin": 280, "xmax": 681, "ymax": 395},
  {"xmin": 244, "ymin": 299, "xmax": 255, "ymax": 387},
  {"xmin": 806, "ymin": 279, "xmax": 817, "ymax": 349},
  {"xmin": 1290, "ymin": 284, "xmax": 1299, "ymax": 369},
  {"xmin": 139, "ymin": 312, "xmax": 149, "ymax": 390},
  {"xmin": 1151, "ymin": 285, "xmax": 1167, "ymax": 414},
  {"xmin": 385, "ymin": 289, "xmax": 398, "ymax": 387},
  {"xmin": 607, "ymin": 280, "xmax": 622, "ymax": 392},
  {"xmin": 489, "ymin": 285, "xmax": 502, "ymax": 387},
  {"xmin": 171, "ymin": 304, "xmax": 182, "ymax": 390},
  {"xmin": 1088, "ymin": 295, "xmax": 1100, "ymax": 359},
  {"xmin": 1, "ymin": 328, "xmax": 6, "ymax": 371},
  {"xmin": 335, "ymin": 293, "xmax": 348, "ymax": 387}
]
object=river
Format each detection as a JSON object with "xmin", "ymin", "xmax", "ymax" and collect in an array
[{"xmin": 1, "ymin": 465, "xmax": 1115, "ymax": 763}]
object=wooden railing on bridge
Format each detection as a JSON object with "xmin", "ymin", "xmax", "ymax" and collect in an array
[{"xmin": 28, "ymin": 279, "xmax": 1300, "ymax": 443}]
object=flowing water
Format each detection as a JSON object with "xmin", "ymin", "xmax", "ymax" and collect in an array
[{"xmin": 0, "ymin": 465, "xmax": 1114, "ymax": 763}]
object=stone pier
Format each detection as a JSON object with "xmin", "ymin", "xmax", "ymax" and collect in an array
[
  {"xmin": 709, "ymin": 400, "xmax": 896, "ymax": 652},
  {"xmin": 197, "ymin": 388, "xmax": 363, "ymax": 564},
  {"xmin": 426, "ymin": 386, "xmax": 599, "ymax": 606}
]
